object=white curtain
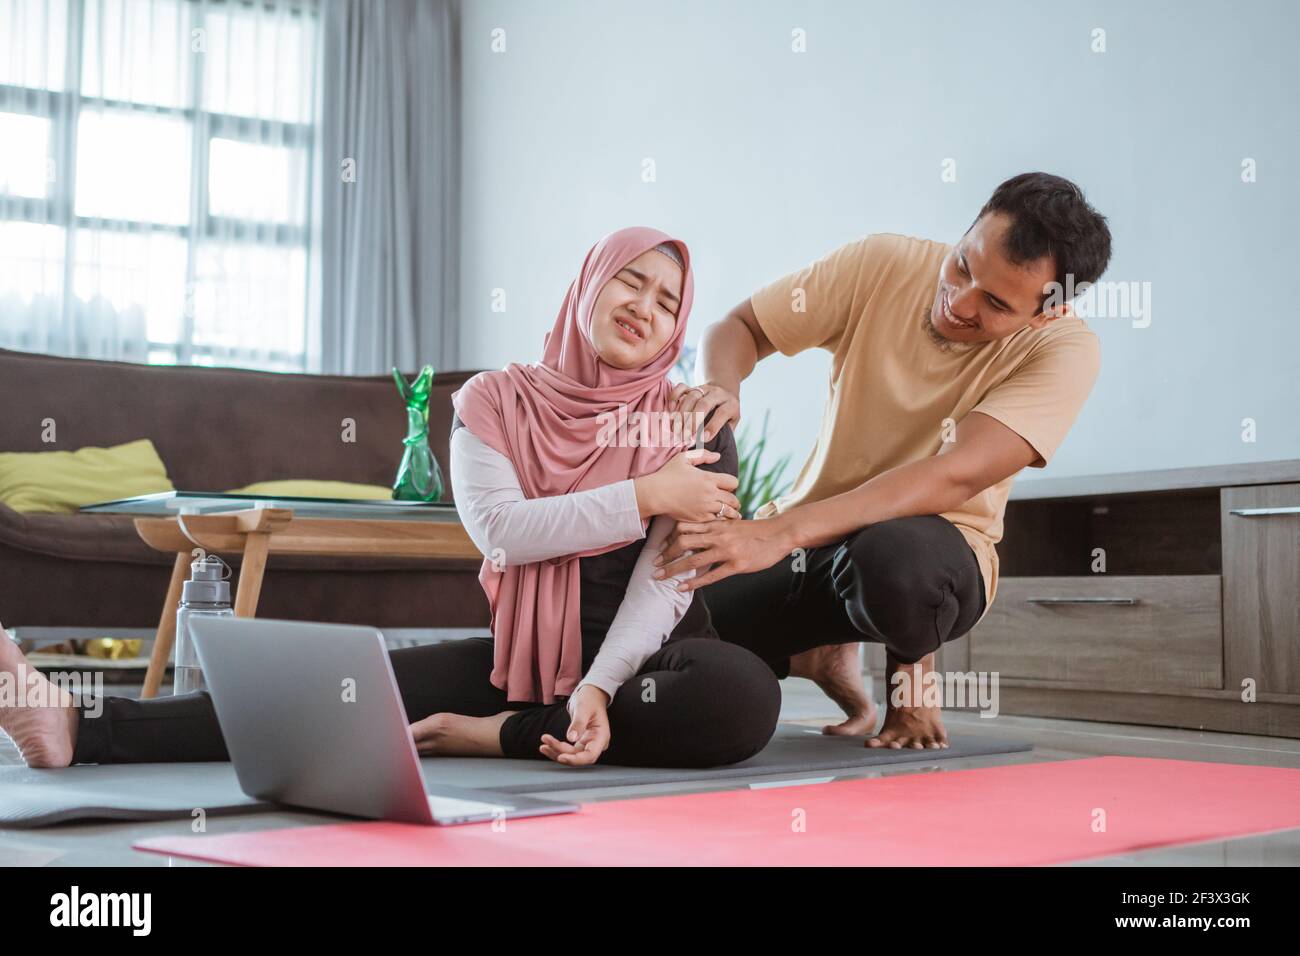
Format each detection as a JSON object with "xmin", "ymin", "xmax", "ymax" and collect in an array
[
  {"xmin": 0, "ymin": 0, "xmax": 322, "ymax": 371},
  {"xmin": 317, "ymin": 0, "xmax": 460, "ymax": 376}
]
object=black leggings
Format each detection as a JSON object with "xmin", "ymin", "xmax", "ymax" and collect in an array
[
  {"xmin": 704, "ymin": 515, "xmax": 987, "ymax": 677},
  {"xmin": 71, "ymin": 636, "xmax": 781, "ymax": 769}
]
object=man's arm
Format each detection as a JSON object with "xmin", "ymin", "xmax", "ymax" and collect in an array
[
  {"xmin": 700, "ymin": 298, "xmax": 777, "ymax": 389},
  {"xmin": 677, "ymin": 235, "xmax": 878, "ymax": 441},
  {"xmin": 770, "ymin": 411, "xmax": 1037, "ymax": 550},
  {"xmin": 655, "ymin": 411, "xmax": 1040, "ymax": 589},
  {"xmin": 669, "ymin": 298, "xmax": 774, "ymax": 443}
]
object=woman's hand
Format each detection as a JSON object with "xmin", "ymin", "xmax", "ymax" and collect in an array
[
  {"xmin": 540, "ymin": 685, "xmax": 611, "ymax": 767},
  {"xmin": 634, "ymin": 449, "xmax": 741, "ymax": 523}
]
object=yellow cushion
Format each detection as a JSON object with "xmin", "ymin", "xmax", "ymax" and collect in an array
[
  {"xmin": 225, "ymin": 480, "xmax": 393, "ymax": 500},
  {"xmin": 0, "ymin": 438, "xmax": 175, "ymax": 514}
]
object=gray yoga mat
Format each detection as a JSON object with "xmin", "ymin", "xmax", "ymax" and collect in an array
[
  {"xmin": 427, "ymin": 725, "xmax": 1031, "ymax": 793},
  {"xmin": 0, "ymin": 724, "xmax": 1031, "ymax": 828},
  {"xmin": 0, "ymin": 761, "xmax": 271, "ymax": 828}
]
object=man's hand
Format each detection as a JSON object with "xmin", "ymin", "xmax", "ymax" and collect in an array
[
  {"xmin": 667, "ymin": 381, "xmax": 740, "ymax": 444},
  {"xmin": 540, "ymin": 685, "xmax": 611, "ymax": 767},
  {"xmin": 653, "ymin": 516, "xmax": 793, "ymax": 591}
]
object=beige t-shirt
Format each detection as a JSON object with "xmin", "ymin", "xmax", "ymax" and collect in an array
[{"xmin": 750, "ymin": 232, "xmax": 1101, "ymax": 612}]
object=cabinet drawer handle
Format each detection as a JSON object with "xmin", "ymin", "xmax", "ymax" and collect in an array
[
  {"xmin": 1026, "ymin": 597, "xmax": 1139, "ymax": 606},
  {"xmin": 1229, "ymin": 506, "xmax": 1300, "ymax": 517}
]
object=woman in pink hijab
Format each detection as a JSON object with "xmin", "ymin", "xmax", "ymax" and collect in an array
[
  {"xmin": 418, "ymin": 226, "xmax": 782, "ymax": 766},
  {"xmin": 2, "ymin": 227, "xmax": 780, "ymax": 771}
]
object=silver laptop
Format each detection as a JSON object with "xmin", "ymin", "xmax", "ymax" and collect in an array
[{"xmin": 190, "ymin": 616, "xmax": 578, "ymax": 825}]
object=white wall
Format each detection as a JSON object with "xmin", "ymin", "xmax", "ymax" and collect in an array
[{"xmin": 457, "ymin": 0, "xmax": 1299, "ymax": 483}]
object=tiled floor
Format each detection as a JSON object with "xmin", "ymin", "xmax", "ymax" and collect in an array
[{"xmin": 3, "ymin": 677, "xmax": 1299, "ymax": 866}]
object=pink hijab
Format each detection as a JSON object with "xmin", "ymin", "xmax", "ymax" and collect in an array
[{"xmin": 451, "ymin": 226, "xmax": 695, "ymax": 703}]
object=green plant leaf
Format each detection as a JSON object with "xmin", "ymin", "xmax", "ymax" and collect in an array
[{"xmin": 734, "ymin": 409, "xmax": 791, "ymax": 518}]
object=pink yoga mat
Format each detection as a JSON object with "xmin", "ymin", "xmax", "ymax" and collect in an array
[{"xmin": 134, "ymin": 756, "xmax": 1300, "ymax": 867}]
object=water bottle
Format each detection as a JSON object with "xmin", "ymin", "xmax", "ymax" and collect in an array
[{"xmin": 174, "ymin": 555, "xmax": 233, "ymax": 695}]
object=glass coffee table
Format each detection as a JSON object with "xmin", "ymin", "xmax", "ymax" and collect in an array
[
  {"xmin": 81, "ymin": 490, "xmax": 463, "ymax": 522},
  {"xmin": 81, "ymin": 492, "xmax": 480, "ymax": 698}
]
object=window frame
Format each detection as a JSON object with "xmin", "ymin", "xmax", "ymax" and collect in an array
[{"xmin": 0, "ymin": 0, "xmax": 319, "ymax": 369}]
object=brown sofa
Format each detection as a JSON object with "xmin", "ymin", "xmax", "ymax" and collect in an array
[{"xmin": 0, "ymin": 347, "xmax": 489, "ymax": 630}]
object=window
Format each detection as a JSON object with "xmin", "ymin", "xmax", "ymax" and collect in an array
[{"xmin": 0, "ymin": 0, "xmax": 319, "ymax": 371}]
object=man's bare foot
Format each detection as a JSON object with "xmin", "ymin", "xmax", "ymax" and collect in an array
[
  {"xmin": 0, "ymin": 624, "xmax": 79, "ymax": 768},
  {"xmin": 409, "ymin": 711, "xmax": 510, "ymax": 757},
  {"xmin": 867, "ymin": 651, "xmax": 949, "ymax": 750},
  {"xmin": 789, "ymin": 642, "xmax": 878, "ymax": 736}
]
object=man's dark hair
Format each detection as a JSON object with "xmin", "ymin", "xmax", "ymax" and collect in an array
[{"xmin": 970, "ymin": 172, "xmax": 1112, "ymax": 304}]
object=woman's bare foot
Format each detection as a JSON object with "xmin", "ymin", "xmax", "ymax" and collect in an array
[
  {"xmin": 0, "ymin": 624, "xmax": 79, "ymax": 768},
  {"xmin": 789, "ymin": 642, "xmax": 879, "ymax": 736},
  {"xmin": 409, "ymin": 711, "xmax": 510, "ymax": 757}
]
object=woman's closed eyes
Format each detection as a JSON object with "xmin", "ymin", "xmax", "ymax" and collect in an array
[{"xmin": 618, "ymin": 269, "xmax": 679, "ymax": 318}]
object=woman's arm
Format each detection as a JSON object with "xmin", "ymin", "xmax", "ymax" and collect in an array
[
  {"xmin": 450, "ymin": 426, "xmax": 646, "ymax": 566},
  {"xmin": 566, "ymin": 420, "xmax": 737, "ymax": 714},
  {"xmin": 566, "ymin": 514, "xmax": 694, "ymax": 714}
]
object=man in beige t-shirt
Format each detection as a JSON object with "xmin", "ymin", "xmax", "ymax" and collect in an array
[{"xmin": 654, "ymin": 172, "xmax": 1111, "ymax": 749}]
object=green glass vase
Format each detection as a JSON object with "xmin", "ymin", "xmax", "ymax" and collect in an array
[{"xmin": 392, "ymin": 364, "xmax": 444, "ymax": 503}]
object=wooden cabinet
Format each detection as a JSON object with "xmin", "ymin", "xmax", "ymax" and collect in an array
[
  {"xmin": 960, "ymin": 461, "xmax": 1300, "ymax": 738},
  {"xmin": 970, "ymin": 576, "xmax": 1221, "ymax": 691},
  {"xmin": 1222, "ymin": 483, "xmax": 1300, "ymax": 697}
]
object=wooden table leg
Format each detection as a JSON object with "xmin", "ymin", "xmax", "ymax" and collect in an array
[
  {"xmin": 142, "ymin": 552, "xmax": 190, "ymax": 699},
  {"xmin": 233, "ymin": 531, "xmax": 271, "ymax": 618}
]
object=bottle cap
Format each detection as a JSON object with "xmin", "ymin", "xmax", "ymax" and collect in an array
[{"xmin": 181, "ymin": 555, "xmax": 232, "ymax": 606}]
